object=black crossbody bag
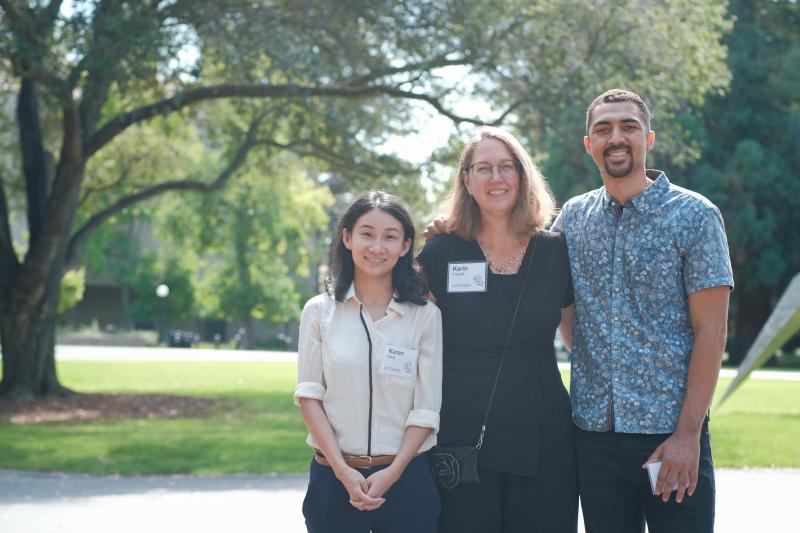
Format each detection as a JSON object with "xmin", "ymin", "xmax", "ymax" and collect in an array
[{"xmin": 430, "ymin": 233, "xmax": 538, "ymax": 489}]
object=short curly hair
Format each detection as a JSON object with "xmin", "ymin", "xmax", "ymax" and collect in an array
[{"xmin": 586, "ymin": 89, "xmax": 651, "ymax": 134}]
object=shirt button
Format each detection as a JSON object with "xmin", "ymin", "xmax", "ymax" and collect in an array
[
  {"xmin": 618, "ymin": 225, "xmax": 623, "ymax": 230},
  {"xmin": 616, "ymin": 257, "xmax": 621, "ymax": 262},
  {"xmin": 612, "ymin": 345, "xmax": 618, "ymax": 350},
  {"xmin": 614, "ymin": 287, "xmax": 620, "ymax": 292}
]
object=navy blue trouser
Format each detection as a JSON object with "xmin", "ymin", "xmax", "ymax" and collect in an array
[
  {"xmin": 302, "ymin": 453, "xmax": 440, "ymax": 533},
  {"xmin": 576, "ymin": 421, "xmax": 715, "ymax": 533}
]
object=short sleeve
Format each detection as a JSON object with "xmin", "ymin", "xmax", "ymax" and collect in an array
[
  {"xmin": 294, "ymin": 296, "xmax": 327, "ymax": 405},
  {"xmin": 560, "ymin": 236, "xmax": 575, "ymax": 308},
  {"xmin": 684, "ymin": 205, "xmax": 734, "ymax": 295},
  {"xmin": 404, "ymin": 305, "xmax": 442, "ymax": 432},
  {"xmin": 550, "ymin": 207, "xmax": 566, "ymax": 233},
  {"xmin": 417, "ymin": 240, "xmax": 443, "ymax": 302}
]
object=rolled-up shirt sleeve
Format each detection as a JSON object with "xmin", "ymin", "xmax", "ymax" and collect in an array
[
  {"xmin": 405, "ymin": 305, "xmax": 443, "ymax": 432},
  {"xmin": 294, "ymin": 297, "xmax": 326, "ymax": 406}
]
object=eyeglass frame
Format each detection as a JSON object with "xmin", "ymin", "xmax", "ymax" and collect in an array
[{"xmin": 465, "ymin": 158, "xmax": 521, "ymax": 180}]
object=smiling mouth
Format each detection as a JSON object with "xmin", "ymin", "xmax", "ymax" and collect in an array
[
  {"xmin": 487, "ymin": 189, "xmax": 509, "ymax": 196},
  {"xmin": 365, "ymin": 257, "xmax": 387, "ymax": 264},
  {"xmin": 604, "ymin": 147, "xmax": 631, "ymax": 163}
]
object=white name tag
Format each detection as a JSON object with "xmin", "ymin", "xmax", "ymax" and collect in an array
[
  {"xmin": 378, "ymin": 344, "xmax": 418, "ymax": 379},
  {"xmin": 447, "ymin": 261, "xmax": 488, "ymax": 293}
]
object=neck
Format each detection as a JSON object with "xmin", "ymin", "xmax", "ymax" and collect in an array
[
  {"xmin": 353, "ymin": 274, "xmax": 394, "ymax": 307},
  {"xmin": 476, "ymin": 211, "xmax": 519, "ymax": 247},
  {"xmin": 601, "ymin": 171, "xmax": 652, "ymax": 204}
]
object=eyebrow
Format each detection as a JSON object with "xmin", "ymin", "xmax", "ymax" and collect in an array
[
  {"xmin": 472, "ymin": 158, "xmax": 515, "ymax": 165},
  {"xmin": 592, "ymin": 117, "xmax": 642, "ymax": 129},
  {"xmin": 355, "ymin": 224, "xmax": 401, "ymax": 233}
]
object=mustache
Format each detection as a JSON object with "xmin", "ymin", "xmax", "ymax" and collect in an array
[{"xmin": 604, "ymin": 144, "xmax": 632, "ymax": 156}]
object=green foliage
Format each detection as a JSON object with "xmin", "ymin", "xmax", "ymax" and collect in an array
[
  {"xmin": 58, "ymin": 268, "xmax": 85, "ymax": 315},
  {"xmin": 156, "ymin": 147, "xmax": 334, "ymax": 325}
]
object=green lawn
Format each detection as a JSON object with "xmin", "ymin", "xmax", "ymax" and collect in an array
[{"xmin": 0, "ymin": 360, "xmax": 797, "ymax": 475}]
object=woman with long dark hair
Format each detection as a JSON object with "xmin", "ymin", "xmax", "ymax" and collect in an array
[{"xmin": 295, "ymin": 191, "xmax": 443, "ymax": 533}]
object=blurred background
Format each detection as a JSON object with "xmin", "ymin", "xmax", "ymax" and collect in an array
[{"xmin": 3, "ymin": 0, "xmax": 797, "ymax": 368}]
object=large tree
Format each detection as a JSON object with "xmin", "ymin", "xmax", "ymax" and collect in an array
[
  {"xmin": 0, "ymin": 0, "xmax": 481, "ymax": 399},
  {"xmin": 680, "ymin": 0, "xmax": 800, "ymax": 363},
  {"xmin": 0, "ymin": 0, "xmax": 733, "ymax": 399}
]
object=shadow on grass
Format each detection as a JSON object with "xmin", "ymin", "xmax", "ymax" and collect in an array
[{"xmin": 0, "ymin": 391, "xmax": 312, "ymax": 476}]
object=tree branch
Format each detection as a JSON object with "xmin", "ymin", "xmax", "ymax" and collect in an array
[
  {"xmin": 255, "ymin": 137, "xmax": 410, "ymax": 178},
  {"xmin": 85, "ymin": 82, "xmax": 491, "ymax": 158},
  {"xmin": 342, "ymin": 53, "xmax": 471, "ymax": 86},
  {"xmin": 0, "ymin": 171, "xmax": 21, "ymax": 286},
  {"xmin": 37, "ymin": 0, "xmax": 63, "ymax": 35},
  {"xmin": 65, "ymin": 118, "xmax": 262, "ymax": 267},
  {"xmin": 0, "ymin": 1, "xmax": 36, "ymax": 39},
  {"xmin": 18, "ymin": 77, "xmax": 49, "ymax": 247}
]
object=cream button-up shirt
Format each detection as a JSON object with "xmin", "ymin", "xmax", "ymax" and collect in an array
[{"xmin": 294, "ymin": 286, "xmax": 442, "ymax": 456}]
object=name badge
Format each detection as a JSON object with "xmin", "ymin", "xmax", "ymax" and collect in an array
[
  {"xmin": 378, "ymin": 344, "xmax": 418, "ymax": 379},
  {"xmin": 447, "ymin": 261, "xmax": 488, "ymax": 293}
]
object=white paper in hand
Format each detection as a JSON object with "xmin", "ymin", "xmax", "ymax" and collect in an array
[{"xmin": 646, "ymin": 461, "xmax": 680, "ymax": 495}]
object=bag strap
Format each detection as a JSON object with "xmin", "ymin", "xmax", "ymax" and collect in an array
[{"xmin": 475, "ymin": 231, "xmax": 539, "ymax": 449}]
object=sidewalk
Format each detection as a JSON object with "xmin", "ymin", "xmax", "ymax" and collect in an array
[
  {"xmin": 55, "ymin": 345, "xmax": 800, "ymax": 381},
  {"xmin": 1, "ymin": 468, "xmax": 795, "ymax": 532}
]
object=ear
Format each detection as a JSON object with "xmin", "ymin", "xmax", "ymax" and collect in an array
[
  {"xmin": 342, "ymin": 228, "xmax": 353, "ymax": 250},
  {"xmin": 462, "ymin": 172, "xmax": 472, "ymax": 196},
  {"xmin": 400, "ymin": 238, "xmax": 412, "ymax": 257},
  {"xmin": 583, "ymin": 135, "xmax": 592, "ymax": 154},
  {"xmin": 646, "ymin": 130, "xmax": 656, "ymax": 152}
]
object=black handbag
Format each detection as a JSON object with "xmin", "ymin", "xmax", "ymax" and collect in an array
[{"xmin": 430, "ymin": 234, "xmax": 538, "ymax": 489}]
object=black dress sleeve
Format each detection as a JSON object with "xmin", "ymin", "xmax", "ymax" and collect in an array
[
  {"xmin": 417, "ymin": 235, "xmax": 447, "ymax": 302},
  {"xmin": 556, "ymin": 232, "xmax": 574, "ymax": 308}
]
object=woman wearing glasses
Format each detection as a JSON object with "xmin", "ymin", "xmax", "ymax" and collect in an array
[
  {"xmin": 296, "ymin": 191, "xmax": 443, "ymax": 533},
  {"xmin": 418, "ymin": 128, "xmax": 577, "ymax": 532}
]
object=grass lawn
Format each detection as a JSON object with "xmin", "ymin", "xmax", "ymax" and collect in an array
[{"xmin": 0, "ymin": 360, "xmax": 797, "ymax": 475}]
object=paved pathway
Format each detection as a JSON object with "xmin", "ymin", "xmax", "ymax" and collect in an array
[
  {"xmin": 55, "ymin": 345, "xmax": 800, "ymax": 381},
  {"xmin": 1, "ymin": 468, "xmax": 796, "ymax": 532}
]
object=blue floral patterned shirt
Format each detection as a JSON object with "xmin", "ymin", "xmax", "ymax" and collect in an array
[{"xmin": 552, "ymin": 170, "xmax": 733, "ymax": 433}]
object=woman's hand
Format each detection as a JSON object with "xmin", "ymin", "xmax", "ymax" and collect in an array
[
  {"xmin": 335, "ymin": 466, "xmax": 385, "ymax": 511},
  {"xmin": 365, "ymin": 465, "xmax": 401, "ymax": 500},
  {"xmin": 423, "ymin": 217, "xmax": 448, "ymax": 240}
]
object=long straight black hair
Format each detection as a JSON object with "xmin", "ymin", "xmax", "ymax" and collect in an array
[{"xmin": 326, "ymin": 191, "xmax": 428, "ymax": 305}]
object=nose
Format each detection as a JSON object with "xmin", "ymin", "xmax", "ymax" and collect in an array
[
  {"xmin": 489, "ymin": 165, "xmax": 503, "ymax": 181},
  {"xmin": 610, "ymin": 126, "xmax": 627, "ymax": 145},
  {"xmin": 369, "ymin": 239, "xmax": 386, "ymax": 252}
]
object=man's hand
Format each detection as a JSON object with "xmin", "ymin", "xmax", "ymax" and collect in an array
[
  {"xmin": 334, "ymin": 466, "xmax": 385, "ymax": 511},
  {"xmin": 423, "ymin": 217, "xmax": 448, "ymax": 240},
  {"xmin": 643, "ymin": 429, "xmax": 700, "ymax": 503},
  {"xmin": 365, "ymin": 466, "xmax": 401, "ymax": 500}
]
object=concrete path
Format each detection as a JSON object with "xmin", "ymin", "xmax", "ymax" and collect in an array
[
  {"xmin": 55, "ymin": 345, "xmax": 800, "ymax": 381},
  {"xmin": 1, "ymin": 468, "xmax": 796, "ymax": 532}
]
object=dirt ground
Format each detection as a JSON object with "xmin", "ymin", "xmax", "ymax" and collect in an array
[{"xmin": 0, "ymin": 393, "xmax": 228, "ymax": 424}]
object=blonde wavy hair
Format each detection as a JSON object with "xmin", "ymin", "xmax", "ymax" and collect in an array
[{"xmin": 443, "ymin": 127, "xmax": 555, "ymax": 240}]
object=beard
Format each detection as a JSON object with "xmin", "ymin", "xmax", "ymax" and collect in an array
[{"xmin": 603, "ymin": 146, "xmax": 633, "ymax": 178}]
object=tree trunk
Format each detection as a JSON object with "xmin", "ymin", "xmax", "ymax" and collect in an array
[
  {"xmin": 728, "ymin": 288, "xmax": 773, "ymax": 366},
  {"xmin": 0, "ymin": 271, "xmax": 71, "ymax": 400}
]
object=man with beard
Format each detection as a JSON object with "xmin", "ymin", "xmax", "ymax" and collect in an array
[{"xmin": 552, "ymin": 89, "xmax": 733, "ymax": 533}]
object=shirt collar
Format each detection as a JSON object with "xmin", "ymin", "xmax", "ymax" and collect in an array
[
  {"xmin": 344, "ymin": 283, "xmax": 405, "ymax": 316},
  {"xmin": 602, "ymin": 169, "xmax": 669, "ymax": 214}
]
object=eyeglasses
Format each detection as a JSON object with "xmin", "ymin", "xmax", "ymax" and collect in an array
[{"xmin": 468, "ymin": 160, "xmax": 518, "ymax": 180}]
